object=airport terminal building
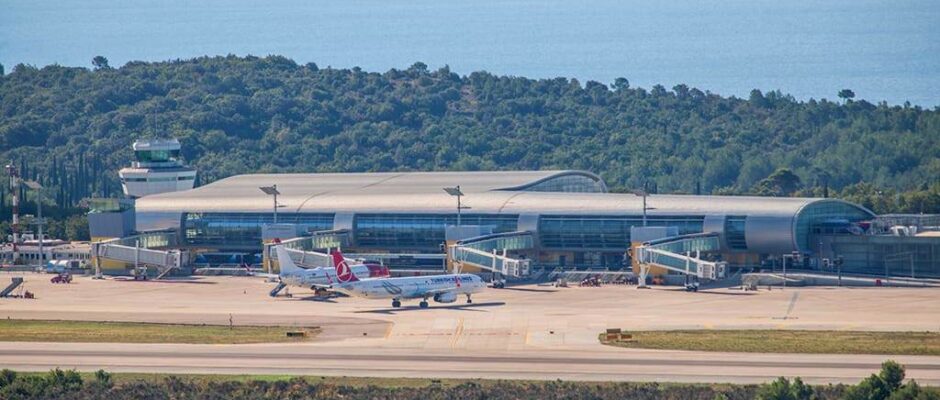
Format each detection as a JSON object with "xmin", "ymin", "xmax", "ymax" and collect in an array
[{"xmin": 116, "ymin": 169, "xmax": 934, "ymax": 274}]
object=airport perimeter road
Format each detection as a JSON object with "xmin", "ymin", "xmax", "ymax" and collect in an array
[{"xmin": 1, "ymin": 342, "xmax": 939, "ymax": 385}]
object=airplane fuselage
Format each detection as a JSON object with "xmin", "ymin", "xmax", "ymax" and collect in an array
[
  {"xmin": 281, "ymin": 264, "xmax": 385, "ymax": 289},
  {"xmin": 333, "ymin": 274, "xmax": 485, "ymax": 301}
]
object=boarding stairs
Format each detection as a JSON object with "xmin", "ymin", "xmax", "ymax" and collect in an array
[
  {"xmin": 269, "ymin": 282, "xmax": 288, "ymax": 297},
  {"xmin": 634, "ymin": 233, "xmax": 727, "ymax": 288},
  {"xmin": 0, "ymin": 277, "xmax": 24, "ymax": 298}
]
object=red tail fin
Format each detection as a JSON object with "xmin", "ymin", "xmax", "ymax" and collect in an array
[
  {"xmin": 365, "ymin": 263, "xmax": 390, "ymax": 278},
  {"xmin": 332, "ymin": 250, "xmax": 359, "ymax": 283}
]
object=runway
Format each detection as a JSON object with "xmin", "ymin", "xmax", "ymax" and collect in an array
[{"xmin": 2, "ymin": 342, "xmax": 939, "ymax": 384}]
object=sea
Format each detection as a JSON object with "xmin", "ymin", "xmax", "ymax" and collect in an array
[{"xmin": 2, "ymin": 0, "xmax": 938, "ymax": 106}]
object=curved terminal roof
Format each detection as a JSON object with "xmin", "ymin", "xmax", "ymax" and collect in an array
[{"xmin": 135, "ymin": 170, "xmax": 863, "ymax": 218}]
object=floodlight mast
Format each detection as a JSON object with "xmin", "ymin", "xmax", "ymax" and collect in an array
[
  {"xmin": 443, "ymin": 186, "xmax": 468, "ymax": 228},
  {"xmin": 5, "ymin": 162, "xmax": 19, "ymax": 263},
  {"xmin": 24, "ymin": 180, "xmax": 44, "ymax": 266},
  {"xmin": 259, "ymin": 185, "xmax": 281, "ymax": 224},
  {"xmin": 630, "ymin": 189, "xmax": 649, "ymax": 227}
]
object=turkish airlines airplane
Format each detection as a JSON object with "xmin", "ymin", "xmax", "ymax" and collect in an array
[
  {"xmin": 326, "ymin": 249, "xmax": 485, "ymax": 308},
  {"xmin": 273, "ymin": 246, "xmax": 389, "ymax": 296}
]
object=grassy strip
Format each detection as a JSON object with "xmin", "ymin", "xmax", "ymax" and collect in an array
[
  {"xmin": 14, "ymin": 371, "xmax": 431, "ymax": 388},
  {"xmin": 14, "ymin": 372, "xmax": 495, "ymax": 388},
  {"xmin": 600, "ymin": 330, "xmax": 940, "ymax": 355},
  {"xmin": 0, "ymin": 319, "xmax": 318, "ymax": 344}
]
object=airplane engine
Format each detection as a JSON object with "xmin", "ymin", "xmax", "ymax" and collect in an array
[{"xmin": 433, "ymin": 292, "xmax": 457, "ymax": 303}]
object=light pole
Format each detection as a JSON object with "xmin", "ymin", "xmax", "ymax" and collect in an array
[
  {"xmin": 24, "ymin": 181, "xmax": 45, "ymax": 266},
  {"xmin": 630, "ymin": 189, "xmax": 651, "ymax": 226},
  {"xmin": 443, "ymin": 186, "xmax": 470, "ymax": 228},
  {"xmin": 259, "ymin": 185, "xmax": 281, "ymax": 225},
  {"xmin": 5, "ymin": 162, "xmax": 20, "ymax": 264},
  {"xmin": 783, "ymin": 251, "xmax": 800, "ymax": 290}
]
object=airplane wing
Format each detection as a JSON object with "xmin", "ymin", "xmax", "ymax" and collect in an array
[
  {"xmin": 556, "ymin": 271, "xmax": 635, "ymax": 276},
  {"xmin": 194, "ymin": 267, "xmax": 278, "ymax": 279}
]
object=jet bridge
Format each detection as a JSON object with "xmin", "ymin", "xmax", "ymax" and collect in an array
[
  {"xmin": 451, "ymin": 231, "xmax": 534, "ymax": 278},
  {"xmin": 267, "ymin": 233, "xmax": 446, "ymax": 273},
  {"xmin": 634, "ymin": 233, "xmax": 727, "ymax": 287},
  {"xmin": 265, "ymin": 235, "xmax": 336, "ymax": 271},
  {"xmin": 91, "ymin": 231, "xmax": 187, "ymax": 279}
]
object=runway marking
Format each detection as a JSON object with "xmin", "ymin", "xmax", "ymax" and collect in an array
[
  {"xmin": 773, "ymin": 291, "xmax": 800, "ymax": 320},
  {"xmin": 785, "ymin": 291, "xmax": 800, "ymax": 319},
  {"xmin": 451, "ymin": 317, "xmax": 464, "ymax": 349}
]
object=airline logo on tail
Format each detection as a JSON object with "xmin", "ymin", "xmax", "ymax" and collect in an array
[{"xmin": 332, "ymin": 250, "xmax": 358, "ymax": 283}]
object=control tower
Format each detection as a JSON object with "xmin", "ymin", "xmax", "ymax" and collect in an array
[{"xmin": 118, "ymin": 138, "xmax": 196, "ymax": 198}]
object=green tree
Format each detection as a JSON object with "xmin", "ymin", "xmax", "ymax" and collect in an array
[
  {"xmin": 91, "ymin": 55, "xmax": 109, "ymax": 70},
  {"xmin": 843, "ymin": 360, "xmax": 938, "ymax": 400},
  {"xmin": 756, "ymin": 376, "xmax": 814, "ymax": 400},
  {"xmin": 64, "ymin": 215, "xmax": 90, "ymax": 241},
  {"xmin": 753, "ymin": 168, "xmax": 803, "ymax": 197},
  {"xmin": 0, "ymin": 369, "xmax": 15, "ymax": 388},
  {"xmin": 838, "ymin": 89, "xmax": 856, "ymax": 103},
  {"xmin": 612, "ymin": 77, "xmax": 630, "ymax": 91},
  {"xmin": 0, "ymin": 55, "xmax": 937, "ymax": 215},
  {"xmin": 93, "ymin": 369, "xmax": 113, "ymax": 388}
]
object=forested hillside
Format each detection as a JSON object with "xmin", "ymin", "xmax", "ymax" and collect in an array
[{"xmin": 1, "ymin": 55, "xmax": 939, "ymax": 227}]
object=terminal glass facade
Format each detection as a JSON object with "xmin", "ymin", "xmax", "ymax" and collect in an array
[
  {"xmin": 516, "ymin": 174, "xmax": 606, "ymax": 193},
  {"xmin": 795, "ymin": 201, "xmax": 873, "ymax": 252},
  {"xmin": 183, "ymin": 212, "xmax": 334, "ymax": 249},
  {"xmin": 725, "ymin": 216, "xmax": 748, "ymax": 250},
  {"xmin": 354, "ymin": 214, "xmax": 519, "ymax": 250},
  {"xmin": 539, "ymin": 215, "xmax": 705, "ymax": 250}
]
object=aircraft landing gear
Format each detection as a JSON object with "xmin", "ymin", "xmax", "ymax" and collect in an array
[
  {"xmin": 419, "ymin": 300, "xmax": 429, "ymax": 308},
  {"xmin": 466, "ymin": 294, "xmax": 473, "ymax": 304},
  {"xmin": 392, "ymin": 299, "xmax": 401, "ymax": 308}
]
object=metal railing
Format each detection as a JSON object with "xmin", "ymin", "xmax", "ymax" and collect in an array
[
  {"xmin": 267, "ymin": 236, "xmax": 334, "ymax": 269},
  {"xmin": 451, "ymin": 231, "xmax": 535, "ymax": 277},
  {"xmin": 92, "ymin": 231, "xmax": 186, "ymax": 277},
  {"xmin": 635, "ymin": 233, "xmax": 726, "ymax": 281}
]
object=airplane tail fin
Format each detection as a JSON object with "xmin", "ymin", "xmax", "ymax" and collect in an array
[
  {"xmin": 332, "ymin": 249, "xmax": 359, "ymax": 282},
  {"xmin": 274, "ymin": 246, "xmax": 302, "ymax": 276}
]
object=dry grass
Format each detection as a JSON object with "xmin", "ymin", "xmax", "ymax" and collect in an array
[
  {"xmin": 600, "ymin": 330, "xmax": 940, "ymax": 355},
  {"xmin": 0, "ymin": 319, "xmax": 318, "ymax": 344}
]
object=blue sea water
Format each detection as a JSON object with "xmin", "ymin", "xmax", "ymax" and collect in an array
[{"xmin": 2, "ymin": 0, "xmax": 938, "ymax": 106}]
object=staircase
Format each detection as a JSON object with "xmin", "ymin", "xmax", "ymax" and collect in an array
[
  {"xmin": 0, "ymin": 277, "xmax": 24, "ymax": 297},
  {"xmin": 269, "ymin": 282, "xmax": 287, "ymax": 297}
]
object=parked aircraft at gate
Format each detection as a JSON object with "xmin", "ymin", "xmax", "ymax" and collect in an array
[
  {"xmin": 325, "ymin": 249, "xmax": 485, "ymax": 308},
  {"xmin": 273, "ymin": 246, "xmax": 389, "ymax": 296}
]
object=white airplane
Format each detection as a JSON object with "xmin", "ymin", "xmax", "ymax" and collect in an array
[
  {"xmin": 272, "ymin": 246, "xmax": 389, "ymax": 297},
  {"xmin": 326, "ymin": 249, "xmax": 485, "ymax": 308}
]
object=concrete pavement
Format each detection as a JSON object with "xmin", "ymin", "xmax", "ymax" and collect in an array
[
  {"xmin": 1, "ymin": 342, "xmax": 938, "ymax": 384},
  {"xmin": 1, "ymin": 274, "xmax": 939, "ymax": 384}
]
